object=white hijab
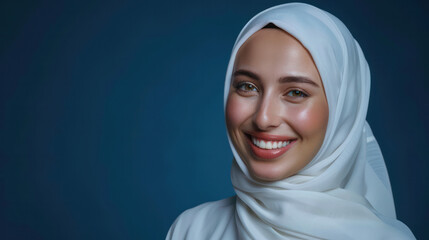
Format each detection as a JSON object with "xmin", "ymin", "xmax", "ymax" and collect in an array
[{"xmin": 223, "ymin": 3, "xmax": 415, "ymax": 239}]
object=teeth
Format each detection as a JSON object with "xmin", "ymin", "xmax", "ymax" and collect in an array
[{"xmin": 251, "ymin": 136, "xmax": 292, "ymax": 150}]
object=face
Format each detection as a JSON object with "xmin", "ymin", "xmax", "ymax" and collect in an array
[{"xmin": 226, "ymin": 28, "xmax": 329, "ymax": 182}]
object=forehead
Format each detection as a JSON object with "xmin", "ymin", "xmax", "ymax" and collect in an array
[
  {"xmin": 234, "ymin": 28, "xmax": 320, "ymax": 80},
  {"xmin": 236, "ymin": 28, "xmax": 301, "ymax": 59}
]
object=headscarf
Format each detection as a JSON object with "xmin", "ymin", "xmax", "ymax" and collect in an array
[{"xmin": 224, "ymin": 3, "xmax": 415, "ymax": 239}]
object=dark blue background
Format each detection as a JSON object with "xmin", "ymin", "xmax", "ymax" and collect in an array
[{"xmin": 1, "ymin": 0, "xmax": 427, "ymax": 239}]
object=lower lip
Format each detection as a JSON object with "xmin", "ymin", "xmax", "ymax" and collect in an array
[{"xmin": 246, "ymin": 137, "xmax": 295, "ymax": 160}]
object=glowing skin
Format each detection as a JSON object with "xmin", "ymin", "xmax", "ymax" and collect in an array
[{"xmin": 226, "ymin": 28, "xmax": 329, "ymax": 182}]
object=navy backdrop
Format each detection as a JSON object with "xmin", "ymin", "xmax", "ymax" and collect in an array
[{"xmin": 1, "ymin": 0, "xmax": 428, "ymax": 239}]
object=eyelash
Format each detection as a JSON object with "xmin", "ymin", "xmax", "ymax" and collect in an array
[
  {"xmin": 235, "ymin": 82, "xmax": 259, "ymax": 93},
  {"xmin": 285, "ymin": 89, "xmax": 308, "ymax": 98},
  {"xmin": 234, "ymin": 81, "xmax": 309, "ymax": 99}
]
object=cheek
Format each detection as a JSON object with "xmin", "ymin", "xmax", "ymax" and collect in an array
[
  {"xmin": 287, "ymin": 101, "xmax": 329, "ymax": 137},
  {"xmin": 225, "ymin": 93, "xmax": 255, "ymax": 129}
]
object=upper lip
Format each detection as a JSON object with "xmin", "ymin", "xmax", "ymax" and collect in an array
[{"xmin": 244, "ymin": 131, "xmax": 296, "ymax": 141}]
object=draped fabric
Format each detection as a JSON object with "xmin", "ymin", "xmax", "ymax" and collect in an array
[{"xmin": 167, "ymin": 3, "xmax": 415, "ymax": 239}]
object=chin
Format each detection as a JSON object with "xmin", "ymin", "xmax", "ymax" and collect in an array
[{"xmin": 247, "ymin": 160, "xmax": 293, "ymax": 182}]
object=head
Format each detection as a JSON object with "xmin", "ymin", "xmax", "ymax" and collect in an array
[
  {"xmin": 225, "ymin": 26, "xmax": 329, "ymax": 182},
  {"xmin": 225, "ymin": 3, "xmax": 370, "ymax": 186}
]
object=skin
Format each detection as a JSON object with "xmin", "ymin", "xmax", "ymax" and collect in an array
[{"xmin": 225, "ymin": 28, "xmax": 329, "ymax": 182}]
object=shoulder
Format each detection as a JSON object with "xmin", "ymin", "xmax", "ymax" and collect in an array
[{"xmin": 166, "ymin": 196, "xmax": 237, "ymax": 240}]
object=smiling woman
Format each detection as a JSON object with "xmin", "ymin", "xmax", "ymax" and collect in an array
[
  {"xmin": 166, "ymin": 3, "xmax": 415, "ymax": 239},
  {"xmin": 226, "ymin": 27, "xmax": 329, "ymax": 181}
]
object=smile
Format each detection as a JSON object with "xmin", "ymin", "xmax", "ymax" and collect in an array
[
  {"xmin": 251, "ymin": 136, "xmax": 291, "ymax": 149},
  {"xmin": 245, "ymin": 133, "xmax": 296, "ymax": 160}
]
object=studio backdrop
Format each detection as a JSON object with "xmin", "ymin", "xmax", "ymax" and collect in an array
[{"xmin": 1, "ymin": 0, "xmax": 427, "ymax": 239}]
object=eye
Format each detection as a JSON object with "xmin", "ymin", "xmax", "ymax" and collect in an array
[
  {"xmin": 236, "ymin": 82, "xmax": 258, "ymax": 93},
  {"xmin": 286, "ymin": 89, "xmax": 308, "ymax": 98}
]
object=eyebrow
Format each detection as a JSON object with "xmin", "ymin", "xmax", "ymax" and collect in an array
[{"xmin": 233, "ymin": 69, "xmax": 320, "ymax": 87}]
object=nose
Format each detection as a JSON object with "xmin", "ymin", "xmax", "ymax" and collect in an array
[{"xmin": 253, "ymin": 93, "xmax": 282, "ymax": 130}]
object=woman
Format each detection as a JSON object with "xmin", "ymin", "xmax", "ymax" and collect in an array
[{"xmin": 167, "ymin": 3, "xmax": 415, "ymax": 239}]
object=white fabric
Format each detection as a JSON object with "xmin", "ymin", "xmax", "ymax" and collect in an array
[{"xmin": 167, "ymin": 3, "xmax": 415, "ymax": 239}]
